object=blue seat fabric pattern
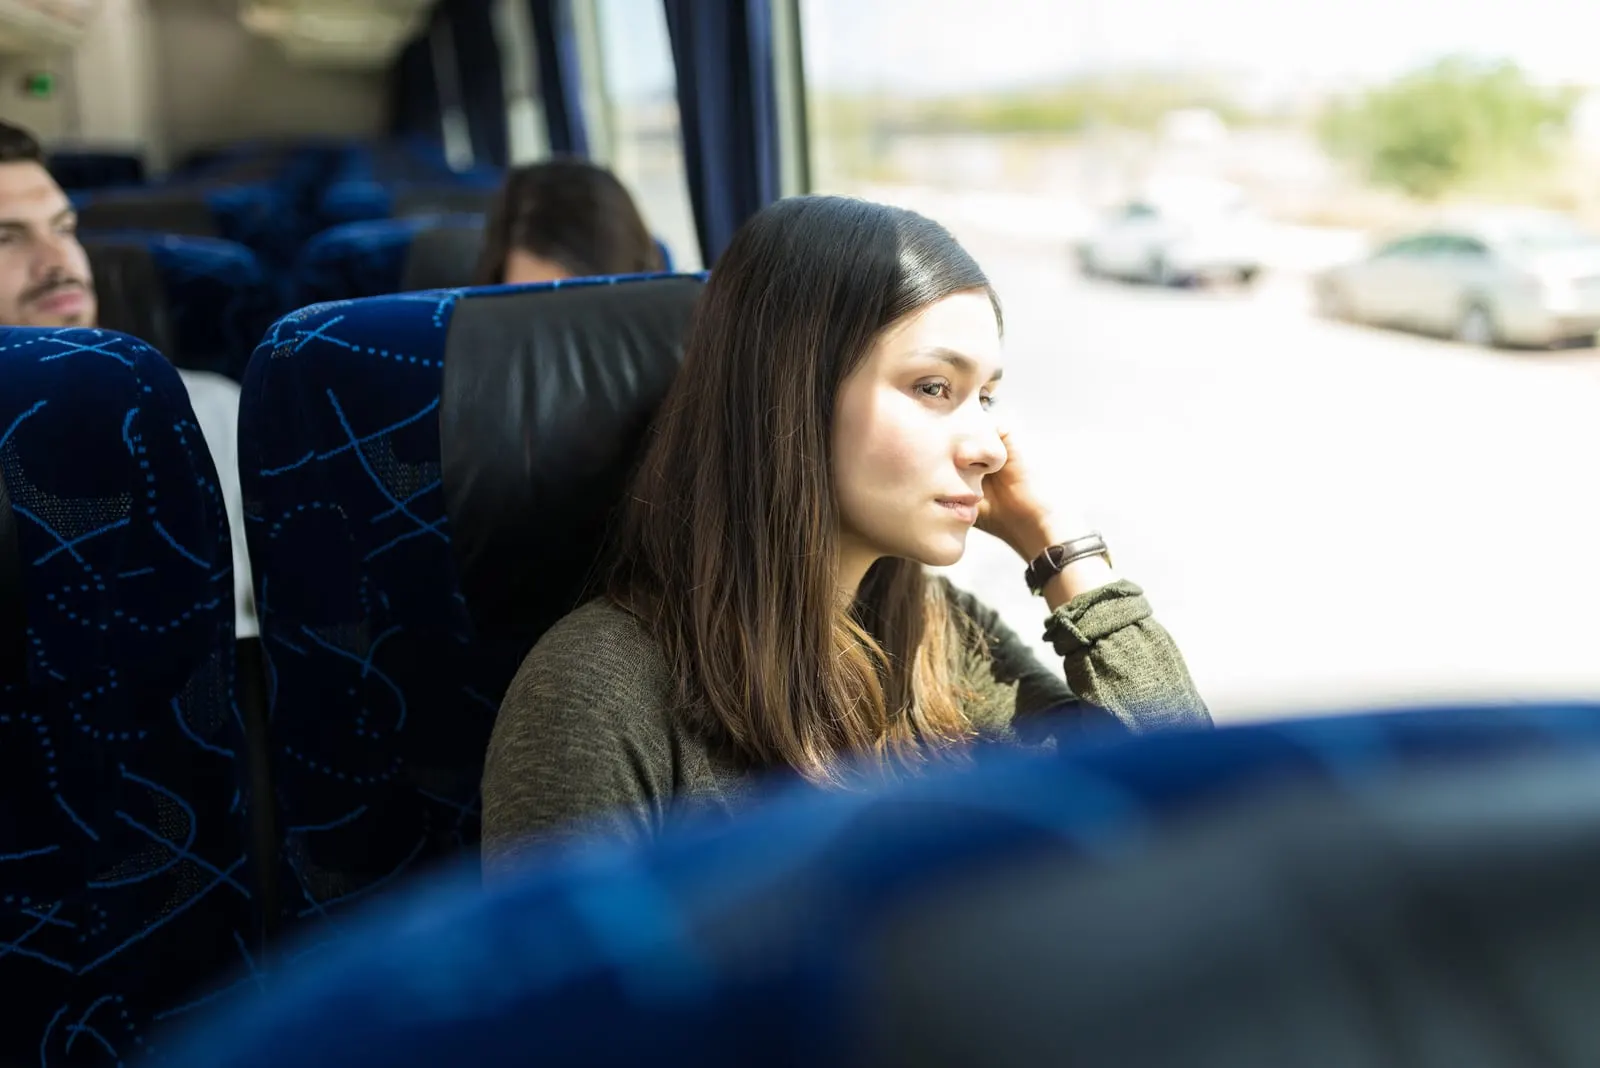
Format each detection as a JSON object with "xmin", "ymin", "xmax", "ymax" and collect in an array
[{"xmin": 0, "ymin": 326, "xmax": 256, "ymax": 1066}]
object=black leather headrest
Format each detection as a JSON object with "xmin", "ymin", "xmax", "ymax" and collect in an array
[
  {"xmin": 202, "ymin": 152, "xmax": 290, "ymax": 185},
  {"xmin": 79, "ymin": 192, "xmax": 219, "ymax": 238},
  {"xmin": 439, "ymin": 276, "xmax": 703, "ymax": 645},
  {"xmin": 394, "ymin": 186, "xmax": 493, "ymax": 219},
  {"xmin": 83, "ymin": 238, "xmax": 176, "ymax": 355},
  {"xmin": 400, "ymin": 224, "xmax": 484, "ymax": 291}
]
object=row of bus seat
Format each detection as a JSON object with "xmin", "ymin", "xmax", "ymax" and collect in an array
[
  {"xmin": 0, "ymin": 271, "xmax": 703, "ymax": 1066},
  {"xmin": 44, "ymin": 149, "xmax": 147, "ymax": 191},
  {"xmin": 63, "ymin": 139, "xmax": 503, "ymax": 277},
  {"xmin": 67, "ymin": 138, "xmax": 676, "ymax": 379},
  {"xmin": 290, "ymin": 215, "xmax": 676, "ymax": 309},
  {"xmin": 82, "ymin": 216, "xmax": 485, "ymax": 381},
  {"xmin": 288, "ymin": 213, "xmax": 491, "ymax": 309},
  {"xmin": 85, "ymin": 232, "xmax": 279, "ymax": 381},
  {"xmin": 316, "ymin": 142, "xmax": 501, "ymax": 228},
  {"xmin": 85, "ymin": 215, "xmax": 678, "ymax": 383},
  {"xmin": 74, "ymin": 179, "xmax": 306, "ymax": 272}
]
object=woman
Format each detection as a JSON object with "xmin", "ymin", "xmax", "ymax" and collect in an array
[
  {"xmin": 481, "ymin": 196, "xmax": 1210, "ymax": 869},
  {"xmin": 473, "ymin": 158, "xmax": 664, "ymax": 286}
]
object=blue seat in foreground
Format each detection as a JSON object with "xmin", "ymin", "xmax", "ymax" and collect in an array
[
  {"xmin": 161, "ymin": 701, "xmax": 1600, "ymax": 1068},
  {"xmin": 0, "ymin": 327, "xmax": 258, "ymax": 1066}
]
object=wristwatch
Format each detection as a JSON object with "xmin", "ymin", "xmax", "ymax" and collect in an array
[{"xmin": 1024, "ymin": 532, "xmax": 1112, "ymax": 596}]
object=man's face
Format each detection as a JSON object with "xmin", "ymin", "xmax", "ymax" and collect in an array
[{"xmin": 0, "ymin": 160, "xmax": 95, "ymax": 327}]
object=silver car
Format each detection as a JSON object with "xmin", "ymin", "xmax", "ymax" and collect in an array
[
  {"xmin": 1074, "ymin": 196, "xmax": 1266, "ymax": 287},
  {"xmin": 1313, "ymin": 213, "xmax": 1600, "ymax": 348}
]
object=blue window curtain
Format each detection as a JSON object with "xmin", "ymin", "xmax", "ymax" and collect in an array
[
  {"xmin": 389, "ymin": 32, "xmax": 442, "ymax": 143},
  {"xmin": 661, "ymin": 0, "xmax": 781, "ymax": 266},
  {"xmin": 528, "ymin": 0, "xmax": 590, "ymax": 157},
  {"xmin": 448, "ymin": 0, "xmax": 511, "ymax": 168}
]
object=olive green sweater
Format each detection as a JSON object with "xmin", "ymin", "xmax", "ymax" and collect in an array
[{"xmin": 481, "ymin": 578, "xmax": 1210, "ymax": 875}]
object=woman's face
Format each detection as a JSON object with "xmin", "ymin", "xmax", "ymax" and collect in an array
[
  {"xmin": 503, "ymin": 248, "xmax": 574, "ymax": 286},
  {"xmin": 832, "ymin": 290, "xmax": 1006, "ymax": 588}
]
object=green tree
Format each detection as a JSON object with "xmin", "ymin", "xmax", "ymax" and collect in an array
[
  {"xmin": 873, "ymin": 76, "xmax": 1249, "ymax": 136},
  {"xmin": 1318, "ymin": 57, "xmax": 1579, "ymax": 199}
]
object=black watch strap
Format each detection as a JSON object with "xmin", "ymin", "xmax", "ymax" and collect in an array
[{"xmin": 1024, "ymin": 532, "xmax": 1111, "ymax": 595}]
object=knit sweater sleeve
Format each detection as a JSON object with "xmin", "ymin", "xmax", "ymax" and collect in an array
[{"xmin": 945, "ymin": 578, "xmax": 1212, "ymax": 742}]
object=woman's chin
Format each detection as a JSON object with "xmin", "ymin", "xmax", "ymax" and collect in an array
[{"xmin": 911, "ymin": 533, "xmax": 971, "ymax": 569}]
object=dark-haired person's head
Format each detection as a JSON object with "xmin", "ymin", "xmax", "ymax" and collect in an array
[
  {"xmin": 0, "ymin": 120, "xmax": 95, "ymax": 328},
  {"xmin": 611, "ymin": 195, "xmax": 1005, "ymax": 786},
  {"xmin": 474, "ymin": 159, "xmax": 664, "ymax": 286}
]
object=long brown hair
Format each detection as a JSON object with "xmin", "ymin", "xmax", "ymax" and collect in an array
[
  {"xmin": 609, "ymin": 195, "xmax": 1003, "ymax": 787},
  {"xmin": 473, "ymin": 158, "xmax": 663, "ymax": 285}
]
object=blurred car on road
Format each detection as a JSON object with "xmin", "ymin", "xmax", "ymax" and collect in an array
[
  {"xmin": 1073, "ymin": 182, "xmax": 1267, "ymax": 287},
  {"xmin": 1312, "ymin": 210, "xmax": 1600, "ymax": 348}
]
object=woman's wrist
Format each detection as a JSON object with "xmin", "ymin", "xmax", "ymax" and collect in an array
[
  {"xmin": 1009, "ymin": 512, "xmax": 1118, "ymax": 607},
  {"xmin": 1040, "ymin": 556, "xmax": 1117, "ymax": 608},
  {"xmin": 1006, "ymin": 512, "xmax": 1095, "ymax": 563}
]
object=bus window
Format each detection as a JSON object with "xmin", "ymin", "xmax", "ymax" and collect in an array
[
  {"xmin": 592, "ymin": 0, "xmax": 700, "ymax": 269},
  {"xmin": 493, "ymin": 0, "xmax": 548, "ymax": 164}
]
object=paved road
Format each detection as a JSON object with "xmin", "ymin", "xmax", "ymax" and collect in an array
[{"xmin": 935, "ymin": 230, "xmax": 1600, "ymax": 723}]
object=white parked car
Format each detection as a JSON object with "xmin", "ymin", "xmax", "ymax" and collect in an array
[
  {"xmin": 1074, "ymin": 192, "xmax": 1267, "ymax": 287},
  {"xmin": 1313, "ymin": 211, "xmax": 1600, "ymax": 348}
]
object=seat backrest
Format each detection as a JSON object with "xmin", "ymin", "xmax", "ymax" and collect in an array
[
  {"xmin": 391, "ymin": 184, "xmax": 494, "ymax": 219},
  {"xmin": 400, "ymin": 223, "xmax": 485, "ymax": 291},
  {"xmin": 182, "ymin": 142, "xmax": 347, "ymax": 218},
  {"xmin": 85, "ymin": 234, "xmax": 279, "ymax": 382},
  {"xmin": 239, "ymin": 274, "xmax": 701, "ymax": 952},
  {"xmin": 199, "ymin": 151, "xmax": 295, "ymax": 187},
  {"xmin": 78, "ymin": 190, "xmax": 221, "ymax": 238},
  {"xmin": 159, "ymin": 702, "xmax": 1600, "ymax": 1068},
  {"xmin": 290, "ymin": 215, "xmax": 484, "ymax": 308},
  {"xmin": 192, "ymin": 184, "xmax": 306, "ymax": 274},
  {"xmin": 80, "ymin": 185, "xmax": 306, "ymax": 275},
  {"xmin": 0, "ymin": 326, "xmax": 258, "ymax": 1066},
  {"xmin": 294, "ymin": 215, "xmax": 669, "ymax": 306},
  {"xmin": 83, "ymin": 239, "xmax": 177, "ymax": 356},
  {"xmin": 316, "ymin": 180, "xmax": 392, "ymax": 227},
  {"xmin": 318, "ymin": 180, "xmax": 497, "ymax": 228},
  {"xmin": 49, "ymin": 150, "xmax": 147, "ymax": 192}
]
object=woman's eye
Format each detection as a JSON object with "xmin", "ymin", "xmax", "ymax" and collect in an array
[
  {"xmin": 979, "ymin": 392, "xmax": 997, "ymax": 410},
  {"xmin": 916, "ymin": 381, "xmax": 951, "ymax": 400}
]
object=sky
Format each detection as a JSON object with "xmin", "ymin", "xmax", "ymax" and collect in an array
[{"xmin": 597, "ymin": 0, "xmax": 1597, "ymax": 102}]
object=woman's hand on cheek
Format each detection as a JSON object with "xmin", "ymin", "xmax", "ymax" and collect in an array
[
  {"xmin": 975, "ymin": 421, "xmax": 1118, "ymax": 604},
  {"xmin": 974, "ymin": 422, "xmax": 1090, "ymax": 561}
]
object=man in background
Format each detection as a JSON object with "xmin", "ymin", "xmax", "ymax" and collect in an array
[{"xmin": 0, "ymin": 119, "xmax": 255, "ymax": 639}]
